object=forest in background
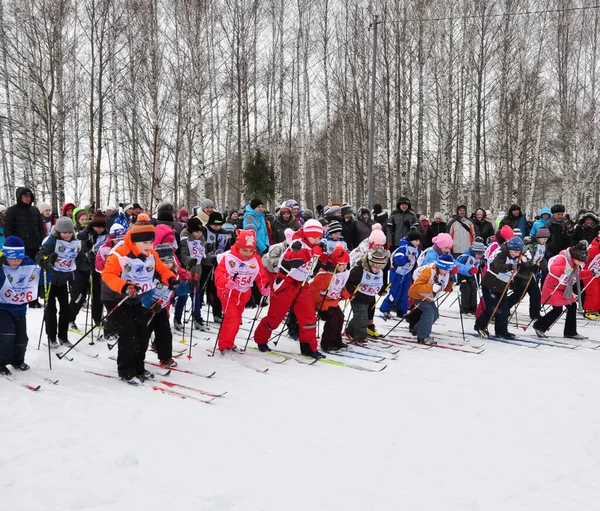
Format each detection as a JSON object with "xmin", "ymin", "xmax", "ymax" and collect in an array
[{"xmin": 0, "ymin": 0, "xmax": 599, "ymax": 218}]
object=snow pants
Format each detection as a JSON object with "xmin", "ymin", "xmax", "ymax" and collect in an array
[
  {"xmin": 413, "ymin": 299, "xmax": 439, "ymax": 340},
  {"xmin": 513, "ymin": 276, "xmax": 542, "ymax": 320},
  {"xmin": 534, "ymin": 302, "xmax": 578, "ymax": 337},
  {"xmin": 474, "ymin": 287, "xmax": 513, "ymax": 336},
  {"xmin": 105, "ymin": 301, "xmax": 150, "ymax": 379},
  {"xmin": 318, "ymin": 306, "xmax": 345, "ymax": 350},
  {"xmin": 346, "ymin": 301, "xmax": 369, "ymax": 341},
  {"xmin": 380, "ymin": 273, "xmax": 411, "ymax": 315},
  {"xmin": 147, "ymin": 308, "xmax": 173, "ymax": 363},
  {"xmin": 0, "ymin": 310, "xmax": 28, "ymax": 366},
  {"xmin": 583, "ymin": 275, "xmax": 600, "ymax": 312},
  {"xmin": 45, "ymin": 284, "xmax": 70, "ymax": 342},
  {"xmin": 70, "ymin": 270, "xmax": 103, "ymax": 326},
  {"xmin": 217, "ymin": 289, "xmax": 251, "ymax": 350},
  {"xmin": 459, "ymin": 276, "xmax": 478, "ymax": 313},
  {"xmin": 254, "ymin": 280, "xmax": 318, "ymax": 351}
]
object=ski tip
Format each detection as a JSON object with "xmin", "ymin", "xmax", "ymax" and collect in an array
[{"xmin": 378, "ymin": 365, "xmax": 388, "ymax": 372}]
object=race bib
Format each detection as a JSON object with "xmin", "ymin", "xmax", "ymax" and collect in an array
[
  {"xmin": 326, "ymin": 269, "xmax": 350, "ymax": 300},
  {"xmin": 358, "ymin": 269, "xmax": 383, "ymax": 296},
  {"xmin": 223, "ymin": 252, "xmax": 260, "ymax": 292},
  {"xmin": 0, "ymin": 264, "xmax": 40, "ymax": 304},
  {"xmin": 119, "ymin": 253, "xmax": 157, "ymax": 293},
  {"xmin": 54, "ymin": 239, "xmax": 81, "ymax": 273},
  {"xmin": 187, "ymin": 239, "xmax": 206, "ymax": 261}
]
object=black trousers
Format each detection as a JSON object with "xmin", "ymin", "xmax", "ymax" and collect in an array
[
  {"xmin": 513, "ymin": 276, "xmax": 542, "ymax": 320},
  {"xmin": 45, "ymin": 284, "xmax": 70, "ymax": 341},
  {"xmin": 534, "ymin": 302, "xmax": 578, "ymax": 336},
  {"xmin": 475, "ymin": 287, "xmax": 514, "ymax": 336},
  {"xmin": 70, "ymin": 270, "xmax": 103, "ymax": 325},
  {"xmin": 105, "ymin": 301, "xmax": 151, "ymax": 379},
  {"xmin": 147, "ymin": 308, "xmax": 173, "ymax": 362},
  {"xmin": 319, "ymin": 306, "xmax": 344, "ymax": 350},
  {"xmin": 0, "ymin": 310, "xmax": 28, "ymax": 366},
  {"xmin": 459, "ymin": 277, "xmax": 478, "ymax": 313}
]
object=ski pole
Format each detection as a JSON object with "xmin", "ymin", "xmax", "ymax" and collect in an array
[
  {"xmin": 37, "ymin": 271, "xmax": 50, "ymax": 351},
  {"xmin": 58, "ymin": 295, "xmax": 129, "ymax": 358},
  {"xmin": 343, "ymin": 284, "xmax": 361, "ymax": 332},
  {"xmin": 273, "ymin": 255, "xmax": 318, "ymax": 347},
  {"xmin": 508, "ymin": 272, "xmax": 534, "ymax": 325},
  {"xmin": 382, "ymin": 290, "xmax": 448, "ymax": 339},
  {"xmin": 186, "ymin": 274, "xmax": 197, "ymax": 360},
  {"xmin": 484, "ymin": 266, "xmax": 519, "ymax": 333},
  {"xmin": 456, "ymin": 291, "xmax": 467, "ymax": 344},
  {"xmin": 521, "ymin": 279, "xmax": 564, "ymax": 332},
  {"xmin": 211, "ymin": 283, "xmax": 236, "ymax": 356},
  {"xmin": 243, "ymin": 294, "xmax": 268, "ymax": 351},
  {"xmin": 205, "ymin": 266, "xmax": 215, "ymax": 324}
]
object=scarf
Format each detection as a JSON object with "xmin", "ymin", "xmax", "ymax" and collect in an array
[{"xmin": 562, "ymin": 249, "xmax": 579, "ymax": 300}]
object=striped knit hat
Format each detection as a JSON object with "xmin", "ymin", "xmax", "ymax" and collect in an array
[
  {"xmin": 368, "ymin": 249, "xmax": 388, "ymax": 269},
  {"xmin": 129, "ymin": 213, "xmax": 155, "ymax": 243}
]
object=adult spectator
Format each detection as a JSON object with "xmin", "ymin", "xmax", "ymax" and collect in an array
[
  {"xmin": 471, "ymin": 208, "xmax": 495, "ymax": 242},
  {"xmin": 154, "ymin": 201, "xmax": 182, "ymax": 235},
  {"xmin": 546, "ymin": 204, "xmax": 576, "ymax": 259},
  {"xmin": 177, "ymin": 208, "xmax": 189, "ymax": 228},
  {"xmin": 424, "ymin": 212, "xmax": 447, "ymax": 248},
  {"xmin": 356, "ymin": 207, "xmax": 373, "ymax": 245},
  {"xmin": 419, "ymin": 215, "xmax": 430, "ymax": 236},
  {"xmin": 132, "ymin": 203, "xmax": 143, "ymax": 220},
  {"xmin": 105, "ymin": 205, "xmax": 118, "ymax": 231},
  {"xmin": 386, "ymin": 197, "xmax": 420, "ymax": 250},
  {"xmin": 243, "ymin": 199, "xmax": 269, "ymax": 255},
  {"xmin": 447, "ymin": 204, "xmax": 475, "ymax": 256},
  {"xmin": 271, "ymin": 206, "xmax": 300, "ymax": 244},
  {"xmin": 499, "ymin": 204, "xmax": 528, "ymax": 238},
  {"xmin": 61, "ymin": 202, "xmax": 76, "ymax": 219},
  {"xmin": 372, "ymin": 204, "xmax": 388, "ymax": 233},
  {"xmin": 196, "ymin": 199, "xmax": 215, "ymax": 225},
  {"xmin": 4, "ymin": 186, "xmax": 44, "ymax": 307},
  {"xmin": 283, "ymin": 199, "xmax": 303, "ymax": 226},
  {"xmin": 36, "ymin": 201, "xmax": 55, "ymax": 237},
  {"xmin": 530, "ymin": 207, "xmax": 551, "ymax": 237},
  {"xmin": 575, "ymin": 211, "xmax": 600, "ymax": 244},
  {"xmin": 341, "ymin": 203, "xmax": 359, "ymax": 251},
  {"xmin": 324, "ymin": 205, "xmax": 343, "ymax": 225}
]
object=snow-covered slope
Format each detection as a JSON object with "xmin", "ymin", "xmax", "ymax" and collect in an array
[{"xmin": 2, "ymin": 292, "xmax": 600, "ymax": 511}]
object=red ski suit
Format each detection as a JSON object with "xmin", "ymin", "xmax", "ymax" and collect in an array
[
  {"xmin": 214, "ymin": 245, "xmax": 268, "ymax": 350},
  {"xmin": 542, "ymin": 248, "xmax": 592, "ymax": 306},
  {"xmin": 583, "ymin": 238, "xmax": 600, "ymax": 312},
  {"xmin": 254, "ymin": 231, "xmax": 323, "ymax": 351}
]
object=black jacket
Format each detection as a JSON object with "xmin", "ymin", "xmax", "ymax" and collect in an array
[
  {"xmin": 342, "ymin": 217, "xmax": 359, "ymax": 251},
  {"xmin": 4, "ymin": 187, "xmax": 44, "ymax": 251},
  {"xmin": 271, "ymin": 216, "xmax": 300, "ymax": 244},
  {"xmin": 472, "ymin": 218, "xmax": 495, "ymax": 242},
  {"xmin": 546, "ymin": 217, "xmax": 576, "ymax": 259},
  {"xmin": 575, "ymin": 213, "xmax": 600, "ymax": 244},
  {"xmin": 424, "ymin": 222, "xmax": 447, "ymax": 249}
]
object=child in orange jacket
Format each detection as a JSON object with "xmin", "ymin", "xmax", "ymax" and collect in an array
[
  {"xmin": 101, "ymin": 214, "xmax": 176, "ymax": 384},
  {"xmin": 310, "ymin": 243, "xmax": 351, "ymax": 351},
  {"xmin": 214, "ymin": 229, "xmax": 270, "ymax": 353}
]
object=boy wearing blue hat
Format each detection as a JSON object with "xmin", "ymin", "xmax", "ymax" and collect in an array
[
  {"xmin": 407, "ymin": 254, "xmax": 455, "ymax": 344},
  {"xmin": 475, "ymin": 236, "xmax": 526, "ymax": 338},
  {"xmin": 0, "ymin": 236, "xmax": 41, "ymax": 375}
]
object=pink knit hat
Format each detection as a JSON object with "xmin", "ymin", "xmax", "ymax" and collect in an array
[
  {"xmin": 369, "ymin": 229, "xmax": 387, "ymax": 245},
  {"xmin": 432, "ymin": 233, "xmax": 453, "ymax": 249}
]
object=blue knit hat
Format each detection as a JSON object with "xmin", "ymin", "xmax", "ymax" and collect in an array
[
  {"xmin": 436, "ymin": 253, "xmax": 455, "ymax": 271},
  {"xmin": 506, "ymin": 236, "xmax": 524, "ymax": 251},
  {"xmin": 3, "ymin": 236, "xmax": 25, "ymax": 259}
]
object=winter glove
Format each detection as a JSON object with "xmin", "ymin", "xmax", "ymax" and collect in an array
[
  {"xmin": 531, "ymin": 264, "xmax": 540, "ymax": 273},
  {"xmin": 319, "ymin": 239, "xmax": 328, "ymax": 252},
  {"xmin": 149, "ymin": 301, "xmax": 163, "ymax": 314},
  {"xmin": 520, "ymin": 261, "xmax": 532, "ymax": 273},
  {"xmin": 593, "ymin": 269, "xmax": 600, "ymax": 279},
  {"xmin": 260, "ymin": 285, "xmax": 271, "ymax": 297},
  {"xmin": 226, "ymin": 279, "xmax": 238, "ymax": 290},
  {"xmin": 122, "ymin": 284, "xmax": 140, "ymax": 297},
  {"xmin": 312, "ymin": 245, "xmax": 322, "ymax": 256},
  {"xmin": 49, "ymin": 252, "xmax": 59, "ymax": 264},
  {"xmin": 451, "ymin": 266, "xmax": 459, "ymax": 275},
  {"xmin": 188, "ymin": 258, "xmax": 198, "ymax": 268},
  {"xmin": 168, "ymin": 277, "xmax": 180, "ymax": 291},
  {"xmin": 86, "ymin": 251, "xmax": 96, "ymax": 267},
  {"xmin": 432, "ymin": 283, "xmax": 442, "ymax": 294},
  {"xmin": 469, "ymin": 266, "xmax": 478, "ymax": 275},
  {"xmin": 291, "ymin": 241, "xmax": 303, "ymax": 252},
  {"xmin": 378, "ymin": 287, "xmax": 387, "ymax": 296}
]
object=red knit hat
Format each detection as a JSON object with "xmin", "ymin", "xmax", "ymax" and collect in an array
[
  {"xmin": 235, "ymin": 229, "xmax": 256, "ymax": 249},
  {"xmin": 330, "ymin": 243, "xmax": 350, "ymax": 266}
]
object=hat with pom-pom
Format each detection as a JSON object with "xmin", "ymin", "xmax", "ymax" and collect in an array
[
  {"xmin": 369, "ymin": 229, "xmax": 387, "ymax": 246},
  {"xmin": 432, "ymin": 233, "xmax": 453, "ymax": 249},
  {"xmin": 128, "ymin": 213, "xmax": 155, "ymax": 243},
  {"xmin": 330, "ymin": 243, "xmax": 350, "ymax": 266}
]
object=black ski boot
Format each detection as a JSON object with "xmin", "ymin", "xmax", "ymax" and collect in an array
[
  {"xmin": 14, "ymin": 363, "xmax": 30, "ymax": 371},
  {"xmin": 257, "ymin": 343, "xmax": 271, "ymax": 352},
  {"xmin": 0, "ymin": 364, "xmax": 11, "ymax": 376}
]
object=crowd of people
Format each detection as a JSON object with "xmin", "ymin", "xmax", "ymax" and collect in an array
[{"xmin": 0, "ymin": 188, "xmax": 599, "ymax": 384}]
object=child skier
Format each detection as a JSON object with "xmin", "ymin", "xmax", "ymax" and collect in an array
[
  {"xmin": 380, "ymin": 229, "xmax": 422, "ymax": 319},
  {"xmin": 253, "ymin": 219, "xmax": 327, "ymax": 358},
  {"xmin": 0, "ymin": 236, "xmax": 41, "ymax": 375},
  {"xmin": 175, "ymin": 216, "xmax": 206, "ymax": 331},
  {"xmin": 583, "ymin": 233, "xmax": 600, "ymax": 318},
  {"xmin": 142, "ymin": 243, "xmax": 191, "ymax": 368},
  {"xmin": 101, "ymin": 214, "xmax": 176, "ymax": 384},
  {"xmin": 323, "ymin": 220, "xmax": 347, "ymax": 253},
  {"xmin": 407, "ymin": 253, "xmax": 455, "ymax": 344},
  {"xmin": 512, "ymin": 227, "xmax": 550, "ymax": 321},
  {"xmin": 456, "ymin": 240, "xmax": 485, "ymax": 314},
  {"xmin": 474, "ymin": 236, "xmax": 526, "ymax": 339},
  {"xmin": 310, "ymin": 243, "xmax": 351, "ymax": 351},
  {"xmin": 214, "ymin": 229, "xmax": 270, "ymax": 353},
  {"xmin": 36, "ymin": 216, "xmax": 81, "ymax": 348},
  {"xmin": 345, "ymin": 250, "xmax": 388, "ymax": 343},
  {"xmin": 533, "ymin": 240, "xmax": 596, "ymax": 339}
]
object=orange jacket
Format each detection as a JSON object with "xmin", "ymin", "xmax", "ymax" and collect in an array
[
  {"xmin": 102, "ymin": 232, "xmax": 176, "ymax": 301},
  {"xmin": 408, "ymin": 265, "xmax": 453, "ymax": 303},
  {"xmin": 310, "ymin": 270, "xmax": 351, "ymax": 310}
]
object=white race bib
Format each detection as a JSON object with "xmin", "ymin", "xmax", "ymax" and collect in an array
[
  {"xmin": 118, "ymin": 253, "xmax": 157, "ymax": 293},
  {"xmin": 223, "ymin": 252, "xmax": 260, "ymax": 292},
  {"xmin": 187, "ymin": 239, "xmax": 206, "ymax": 261},
  {"xmin": 53, "ymin": 239, "xmax": 81, "ymax": 273},
  {"xmin": 325, "ymin": 269, "xmax": 350, "ymax": 300},
  {"xmin": 0, "ymin": 265, "xmax": 40, "ymax": 304},
  {"xmin": 358, "ymin": 269, "xmax": 383, "ymax": 296}
]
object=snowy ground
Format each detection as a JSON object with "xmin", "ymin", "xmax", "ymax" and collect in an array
[{"xmin": 2, "ymin": 291, "xmax": 600, "ymax": 511}]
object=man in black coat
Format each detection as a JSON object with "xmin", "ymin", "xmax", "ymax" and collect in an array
[
  {"xmin": 545, "ymin": 204, "xmax": 576, "ymax": 259},
  {"xmin": 340, "ymin": 204, "xmax": 359, "ymax": 251},
  {"xmin": 386, "ymin": 197, "xmax": 420, "ymax": 250},
  {"xmin": 4, "ymin": 186, "xmax": 45, "ymax": 307}
]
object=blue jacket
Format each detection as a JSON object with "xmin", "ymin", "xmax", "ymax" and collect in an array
[
  {"xmin": 456, "ymin": 248, "xmax": 482, "ymax": 278},
  {"xmin": 530, "ymin": 207, "xmax": 552, "ymax": 237},
  {"xmin": 391, "ymin": 237, "xmax": 422, "ymax": 276},
  {"xmin": 420, "ymin": 246, "xmax": 471, "ymax": 275},
  {"xmin": 243, "ymin": 205, "xmax": 269, "ymax": 254},
  {"xmin": 0, "ymin": 225, "xmax": 4, "ymax": 250},
  {"xmin": 0, "ymin": 257, "xmax": 39, "ymax": 316}
]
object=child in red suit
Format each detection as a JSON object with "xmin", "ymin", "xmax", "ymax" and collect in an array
[
  {"xmin": 214, "ymin": 230, "xmax": 270, "ymax": 353},
  {"xmin": 253, "ymin": 219, "xmax": 328, "ymax": 358}
]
